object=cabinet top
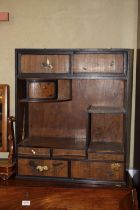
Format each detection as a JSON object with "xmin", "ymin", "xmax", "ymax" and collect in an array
[{"xmin": 15, "ymin": 48, "xmax": 133, "ymax": 54}]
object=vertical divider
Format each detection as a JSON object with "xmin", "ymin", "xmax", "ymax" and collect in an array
[
  {"xmin": 50, "ymin": 148, "xmax": 53, "ymax": 159},
  {"xmin": 86, "ymin": 110, "xmax": 91, "ymax": 159},
  {"xmin": 68, "ymin": 160, "xmax": 71, "ymax": 178}
]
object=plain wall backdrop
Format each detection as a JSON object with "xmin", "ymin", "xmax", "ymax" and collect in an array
[{"xmin": 0, "ymin": 0, "xmax": 138, "ymax": 167}]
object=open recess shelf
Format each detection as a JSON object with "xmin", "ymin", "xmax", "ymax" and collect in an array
[{"xmin": 18, "ymin": 137, "xmax": 86, "ymax": 150}]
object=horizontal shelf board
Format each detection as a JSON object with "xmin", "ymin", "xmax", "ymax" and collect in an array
[
  {"xmin": 72, "ymin": 73, "xmax": 127, "ymax": 80},
  {"xmin": 15, "ymin": 174, "xmax": 127, "ymax": 186},
  {"xmin": 87, "ymin": 106, "xmax": 126, "ymax": 114},
  {"xmin": 88, "ymin": 142, "xmax": 124, "ymax": 153},
  {"xmin": 19, "ymin": 98, "xmax": 72, "ymax": 103},
  {"xmin": 16, "ymin": 174, "xmax": 126, "ymax": 186},
  {"xmin": 16, "ymin": 48, "xmax": 132, "ymax": 54},
  {"xmin": 17, "ymin": 73, "xmax": 127, "ymax": 80},
  {"xmin": 18, "ymin": 137, "xmax": 86, "ymax": 150},
  {"xmin": 17, "ymin": 73, "xmax": 71, "ymax": 80}
]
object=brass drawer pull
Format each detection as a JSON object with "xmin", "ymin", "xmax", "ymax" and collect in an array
[
  {"xmin": 36, "ymin": 165, "xmax": 48, "ymax": 172},
  {"xmin": 41, "ymin": 58, "xmax": 53, "ymax": 70},
  {"xmin": 31, "ymin": 149, "xmax": 36, "ymax": 155},
  {"xmin": 111, "ymin": 163, "xmax": 120, "ymax": 172}
]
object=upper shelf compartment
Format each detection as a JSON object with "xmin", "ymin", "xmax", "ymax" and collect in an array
[
  {"xmin": 16, "ymin": 49, "xmax": 132, "ymax": 78},
  {"xmin": 19, "ymin": 54, "xmax": 70, "ymax": 74},
  {"xmin": 73, "ymin": 53, "xmax": 125, "ymax": 74}
]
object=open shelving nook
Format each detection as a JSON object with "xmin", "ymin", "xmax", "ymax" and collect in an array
[{"xmin": 15, "ymin": 49, "xmax": 133, "ymax": 186}]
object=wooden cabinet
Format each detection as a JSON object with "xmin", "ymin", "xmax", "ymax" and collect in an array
[{"xmin": 15, "ymin": 49, "xmax": 133, "ymax": 186}]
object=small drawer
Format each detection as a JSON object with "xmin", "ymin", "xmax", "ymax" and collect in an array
[
  {"xmin": 18, "ymin": 147, "xmax": 50, "ymax": 157},
  {"xmin": 73, "ymin": 54, "xmax": 124, "ymax": 73},
  {"xmin": 71, "ymin": 161, "xmax": 124, "ymax": 181},
  {"xmin": 53, "ymin": 148, "xmax": 86, "ymax": 159},
  {"xmin": 18, "ymin": 159, "xmax": 68, "ymax": 177},
  {"xmin": 20, "ymin": 54, "xmax": 70, "ymax": 73},
  {"xmin": 28, "ymin": 81, "xmax": 57, "ymax": 99},
  {"xmin": 88, "ymin": 152, "xmax": 124, "ymax": 161}
]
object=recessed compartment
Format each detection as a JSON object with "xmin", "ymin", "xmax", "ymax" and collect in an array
[
  {"xmin": 87, "ymin": 106, "xmax": 125, "ymax": 146},
  {"xmin": 19, "ymin": 79, "xmax": 72, "ymax": 102},
  {"xmin": 87, "ymin": 106, "xmax": 125, "ymax": 163}
]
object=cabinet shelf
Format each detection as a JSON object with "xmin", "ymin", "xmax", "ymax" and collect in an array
[
  {"xmin": 19, "ymin": 98, "xmax": 72, "ymax": 103},
  {"xmin": 87, "ymin": 106, "xmax": 126, "ymax": 114},
  {"xmin": 17, "ymin": 73, "xmax": 127, "ymax": 80},
  {"xmin": 19, "ymin": 137, "xmax": 86, "ymax": 150}
]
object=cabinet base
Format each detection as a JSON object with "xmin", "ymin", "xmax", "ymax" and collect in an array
[{"xmin": 0, "ymin": 178, "xmax": 138, "ymax": 210}]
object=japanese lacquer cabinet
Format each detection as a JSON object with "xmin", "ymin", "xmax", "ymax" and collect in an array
[{"xmin": 15, "ymin": 49, "xmax": 133, "ymax": 187}]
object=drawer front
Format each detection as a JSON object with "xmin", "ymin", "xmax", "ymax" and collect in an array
[
  {"xmin": 88, "ymin": 153, "xmax": 124, "ymax": 161},
  {"xmin": 18, "ymin": 147, "xmax": 50, "ymax": 157},
  {"xmin": 73, "ymin": 54, "xmax": 124, "ymax": 73},
  {"xmin": 28, "ymin": 81, "xmax": 57, "ymax": 99},
  {"xmin": 53, "ymin": 149, "xmax": 86, "ymax": 159},
  {"xmin": 71, "ymin": 161, "xmax": 124, "ymax": 181},
  {"xmin": 18, "ymin": 159, "xmax": 68, "ymax": 177},
  {"xmin": 20, "ymin": 54, "xmax": 70, "ymax": 73}
]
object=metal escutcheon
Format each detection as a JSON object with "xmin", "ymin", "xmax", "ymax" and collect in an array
[
  {"xmin": 111, "ymin": 163, "xmax": 120, "ymax": 172},
  {"xmin": 36, "ymin": 165, "xmax": 49, "ymax": 172}
]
